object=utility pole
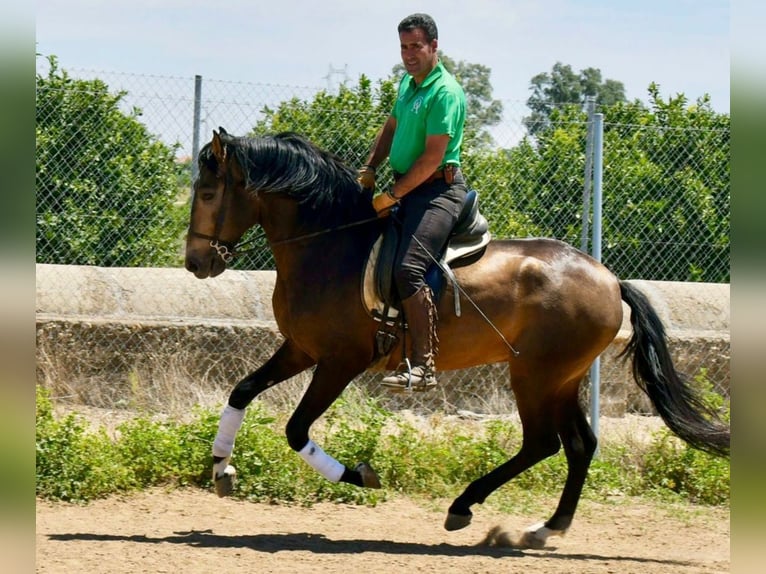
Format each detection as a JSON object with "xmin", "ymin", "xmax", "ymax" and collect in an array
[{"xmin": 323, "ymin": 64, "xmax": 349, "ymax": 92}]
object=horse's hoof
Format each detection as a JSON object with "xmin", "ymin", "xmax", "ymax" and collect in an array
[
  {"xmin": 355, "ymin": 462, "xmax": 381, "ymax": 489},
  {"xmin": 519, "ymin": 529, "xmax": 546, "ymax": 549},
  {"xmin": 213, "ymin": 461, "xmax": 237, "ymax": 498},
  {"xmin": 519, "ymin": 521, "xmax": 565, "ymax": 549},
  {"xmin": 444, "ymin": 511, "xmax": 473, "ymax": 531}
]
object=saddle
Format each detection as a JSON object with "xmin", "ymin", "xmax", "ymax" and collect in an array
[{"xmin": 362, "ymin": 189, "xmax": 491, "ymax": 355}]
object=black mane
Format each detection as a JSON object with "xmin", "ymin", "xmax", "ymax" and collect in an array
[{"xmin": 200, "ymin": 131, "xmax": 374, "ymax": 227}]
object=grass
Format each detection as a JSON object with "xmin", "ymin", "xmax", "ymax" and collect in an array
[{"xmin": 36, "ymin": 385, "xmax": 730, "ymax": 509}]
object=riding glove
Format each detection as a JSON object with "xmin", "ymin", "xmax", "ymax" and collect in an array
[{"xmin": 357, "ymin": 165, "xmax": 376, "ymax": 191}]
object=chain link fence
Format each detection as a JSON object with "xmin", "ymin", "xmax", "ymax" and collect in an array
[{"xmin": 35, "ymin": 60, "xmax": 730, "ymax": 417}]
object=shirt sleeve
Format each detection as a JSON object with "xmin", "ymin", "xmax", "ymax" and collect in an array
[{"xmin": 426, "ymin": 88, "xmax": 463, "ymax": 138}]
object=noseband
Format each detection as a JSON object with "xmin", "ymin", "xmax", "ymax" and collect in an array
[{"xmin": 187, "ymin": 162, "xmax": 239, "ymax": 264}]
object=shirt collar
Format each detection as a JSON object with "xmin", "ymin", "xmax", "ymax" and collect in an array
[{"xmin": 405, "ymin": 60, "xmax": 444, "ymax": 92}]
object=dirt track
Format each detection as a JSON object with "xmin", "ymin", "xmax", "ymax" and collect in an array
[{"xmin": 36, "ymin": 488, "xmax": 729, "ymax": 573}]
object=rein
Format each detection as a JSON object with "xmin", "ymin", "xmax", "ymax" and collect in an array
[
  {"xmin": 267, "ymin": 216, "xmax": 380, "ymax": 248},
  {"xmin": 200, "ymin": 215, "xmax": 381, "ymax": 263}
]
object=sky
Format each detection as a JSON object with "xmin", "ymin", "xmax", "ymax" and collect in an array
[{"xmin": 36, "ymin": 0, "xmax": 731, "ymax": 114}]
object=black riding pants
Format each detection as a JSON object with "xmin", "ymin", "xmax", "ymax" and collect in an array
[{"xmin": 393, "ymin": 174, "xmax": 467, "ymax": 300}]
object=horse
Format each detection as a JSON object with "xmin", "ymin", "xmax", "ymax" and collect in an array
[{"xmin": 184, "ymin": 128, "xmax": 729, "ymax": 549}]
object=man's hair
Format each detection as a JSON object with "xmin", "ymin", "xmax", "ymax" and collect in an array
[{"xmin": 398, "ymin": 13, "xmax": 438, "ymax": 42}]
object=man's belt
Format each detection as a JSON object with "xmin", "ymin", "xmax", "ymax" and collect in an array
[{"xmin": 393, "ymin": 164, "xmax": 460, "ymax": 185}]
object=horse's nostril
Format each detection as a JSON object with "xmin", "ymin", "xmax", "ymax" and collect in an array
[{"xmin": 185, "ymin": 259, "xmax": 199, "ymax": 273}]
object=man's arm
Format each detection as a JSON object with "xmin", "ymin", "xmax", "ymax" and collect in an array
[
  {"xmin": 390, "ymin": 133, "xmax": 450, "ymax": 199},
  {"xmin": 364, "ymin": 116, "xmax": 397, "ymax": 169},
  {"xmin": 372, "ymin": 133, "xmax": 450, "ymax": 214}
]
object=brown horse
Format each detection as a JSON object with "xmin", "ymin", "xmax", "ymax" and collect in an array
[{"xmin": 185, "ymin": 129, "xmax": 728, "ymax": 548}]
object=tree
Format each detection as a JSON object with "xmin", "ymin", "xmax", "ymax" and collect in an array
[
  {"xmin": 600, "ymin": 85, "xmax": 729, "ymax": 282},
  {"xmin": 251, "ymin": 74, "xmax": 396, "ymax": 168},
  {"xmin": 524, "ymin": 62, "xmax": 626, "ymax": 135},
  {"xmin": 392, "ymin": 53, "xmax": 503, "ymax": 148},
  {"xmin": 36, "ymin": 56, "xmax": 187, "ymax": 267},
  {"xmin": 467, "ymin": 84, "xmax": 729, "ymax": 283}
]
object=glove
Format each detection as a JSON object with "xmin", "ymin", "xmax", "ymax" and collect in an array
[
  {"xmin": 372, "ymin": 191, "xmax": 398, "ymax": 217},
  {"xmin": 357, "ymin": 165, "xmax": 376, "ymax": 191}
]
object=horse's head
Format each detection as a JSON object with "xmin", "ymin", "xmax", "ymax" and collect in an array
[{"xmin": 185, "ymin": 128, "xmax": 258, "ymax": 278}]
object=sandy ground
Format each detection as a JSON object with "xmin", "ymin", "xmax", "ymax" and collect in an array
[{"xmin": 36, "ymin": 487, "xmax": 729, "ymax": 574}]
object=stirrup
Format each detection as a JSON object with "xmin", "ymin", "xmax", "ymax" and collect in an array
[{"xmin": 381, "ymin": 359, "xmax": 437, "ymax": 393}]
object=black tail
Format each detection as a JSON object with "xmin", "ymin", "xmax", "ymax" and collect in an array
[{"xmin": 618, "ymin": 281, "xmax": 729, "ymax": 457}]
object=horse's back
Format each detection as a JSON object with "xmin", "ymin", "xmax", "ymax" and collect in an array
[
  {"xmin": 436, "ymin": 238, "xmax": 623, "ymax": 371},
  {"xmin": 457, "ymin": 237, "xmax": 619, "ymax": 301},
  {"xmin": 498, "ymin": 238, "xmax": 618, "ymax": 294}
]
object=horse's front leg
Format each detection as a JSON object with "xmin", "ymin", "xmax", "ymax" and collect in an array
[
  {"xmin": 212, "ymin": 340, "xmax": 315, "ymax": 497},
  {"xmin": 286, "ymin": 358, "xmax": 381, "ymax": 489}
]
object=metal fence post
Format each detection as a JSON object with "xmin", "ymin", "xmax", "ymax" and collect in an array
[
  {"xmin": 191, "ymin": 75, "xmax": 202, "ymax": 183},
  {"xmin": 589, "ymin": 112, "xmax": 604, "ymax": 454},
  {"xmin": 581, "ymin": 96, "xmax": 596, "ymax": 252}
]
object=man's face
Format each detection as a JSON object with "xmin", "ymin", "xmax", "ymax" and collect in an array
[{"xmin": 399, "ymin": 28, "xmax": 437, "ymax": 83}]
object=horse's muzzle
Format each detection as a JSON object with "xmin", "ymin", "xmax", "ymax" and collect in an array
[{"xmin": 185, "ymin": 250, "xmax": 226, "ymax": 279}]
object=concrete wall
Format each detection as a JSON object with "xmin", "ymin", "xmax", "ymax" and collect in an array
[{"xmin": 36, "ymin": 264, "xmax": 730, "ymax": 416}]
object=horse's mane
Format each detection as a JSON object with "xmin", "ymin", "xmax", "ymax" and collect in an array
[{"xmin": 200, "ymin": 131, "xmax": 374, "ymax": 227}]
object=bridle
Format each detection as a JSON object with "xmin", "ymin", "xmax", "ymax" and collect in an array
[
  {"xmin": 187, "ymin": 155, "xmax": 378, "ymax": 264},
  {"xmin": 186, "ymin": 155, "xmax": 251, "ymax": 264}
]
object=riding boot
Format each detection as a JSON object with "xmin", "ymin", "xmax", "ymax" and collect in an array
[{"xmin": 382, "ymin": 286, "xmax": 438, "ymax": 392}]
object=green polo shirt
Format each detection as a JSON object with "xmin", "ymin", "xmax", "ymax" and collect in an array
[{"xmin": 389, "ymin": 60, "xmax": 466, "ymax": 174}]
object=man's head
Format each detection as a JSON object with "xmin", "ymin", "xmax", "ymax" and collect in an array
[
  {"xmin": 398, "ymin": 13, "xmax": 439, "ymax": 84},
  {"xmin": 398, "ymin": 13, "xmax": 438, "ymax": 42}
]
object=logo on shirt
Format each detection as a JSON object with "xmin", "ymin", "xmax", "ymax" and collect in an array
[{"xmin": 411, "ymin": 96, "xmax": 424, "ymax": 115}]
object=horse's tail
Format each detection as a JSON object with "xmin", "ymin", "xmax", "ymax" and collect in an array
[{"xmin": 618, "ymin": 281, "xmax": 729, "ymax": 457}]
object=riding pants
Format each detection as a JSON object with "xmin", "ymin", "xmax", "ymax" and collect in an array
[{"xmin": 393, "ymin": 172, "xmax": 467, "ymax": 300}]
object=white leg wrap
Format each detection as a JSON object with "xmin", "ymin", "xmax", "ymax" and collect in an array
[
  {"xmin": 298, "ymin": 440, "xmax": 345, "ymax": 482},
  {"xmin": 212, "ymin": 404, "xmax": 246, "ymax": 458}
]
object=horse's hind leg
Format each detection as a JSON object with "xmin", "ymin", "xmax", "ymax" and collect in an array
[
  {"xmin": 521, "ymin": 383, "xmax": 597, "ymax": 549},
  {"xmin": 212, "ymin": 340, "xmax": 315, "ymax": 496},
  {"xmin": 445, "ymin": 374, "xmax": 562, "ymax": 531}
]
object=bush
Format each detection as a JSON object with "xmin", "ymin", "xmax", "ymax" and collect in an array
[
  {"xmin": 36, "ymin": 387, "xmax": 134, "ymax": 501},
  {"xmin": 35, "ymin": 386, "xmax": 729, "ymax": 507},
  {"xmin": 641, "ymin": 430, "xmax": 730, "ymax": 505},
  {"xmin": 35, "ymin": 55, "xmax": 187, "ymax": 267}
]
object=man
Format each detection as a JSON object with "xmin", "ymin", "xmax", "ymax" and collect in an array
[{"xmin": 359, "ymin": 13, "xmax": 467, "ymax": 392}]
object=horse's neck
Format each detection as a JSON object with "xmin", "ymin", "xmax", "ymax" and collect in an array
[
  {"xmin": 258, "ymin": 190, "xmax": 379, "ymax": 280},
  {"xmin": 268, "ymin": 221, "xmax": 379, "ymax": 286}
]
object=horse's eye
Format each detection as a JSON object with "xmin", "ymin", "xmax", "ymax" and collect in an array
[{"xmin": 200, "ymin": 191, "xmax": 216, "ymax": 201}]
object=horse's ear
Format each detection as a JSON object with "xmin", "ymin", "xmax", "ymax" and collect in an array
[
  {"xmin": 211, "ymin": 129, "xmax": 227, "ymax": 168},
  {"xmin": 218, "ymin": 126, "xmax": 228, "ymax": 136}
]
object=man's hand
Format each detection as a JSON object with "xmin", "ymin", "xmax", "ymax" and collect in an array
[
  {"xmin": 357, "ymin": 165, "xmax": 376, "ymax": 191},
  {"xmin": 372, "ymin": 191, "xmax": 398, "ymax": 217}
]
